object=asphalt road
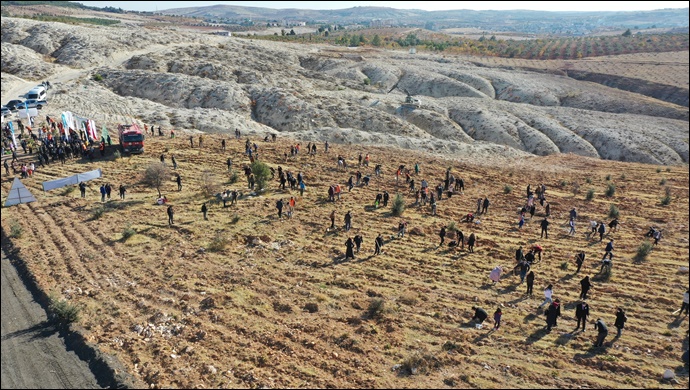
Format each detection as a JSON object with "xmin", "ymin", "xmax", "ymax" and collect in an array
[{"xmin": 1, "ymin": 247, "xmax": 102, "ymax": 389}]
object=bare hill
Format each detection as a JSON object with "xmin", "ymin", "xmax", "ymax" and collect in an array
[
  {"xmin": 1, "ymin": 16, "xmax": 690, "ymax": 390},
  {"xmin": 1, "ymin": 17, "xmax": 688, "ymax": 166}
]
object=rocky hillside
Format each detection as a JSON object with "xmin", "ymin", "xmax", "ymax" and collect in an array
[{"xmin": 1, "ymin": 17, "xmax": 688, "ymax": 165}]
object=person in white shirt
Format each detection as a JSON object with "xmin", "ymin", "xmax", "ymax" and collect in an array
[{"xmin": 539, "ymin": 284, "xmax": 553, "ymax": 308}]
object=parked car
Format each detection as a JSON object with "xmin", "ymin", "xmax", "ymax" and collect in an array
[
  {"xmin": 6, "ymin": 99, "xmax": 24, "ymax": 111},
  {"xmin": 17, "ymin": 99, "xmax": 48, "ymax": 110},
  {"xmin": 1, "ymin": 105, "xmax": 10, "ymax": 117}
]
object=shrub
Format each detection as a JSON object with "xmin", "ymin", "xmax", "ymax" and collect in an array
[
  {"xmin": 447, "ymin": 221, "xmax": 457, "ymax": 232},
  {"xmin": 659, "ymin": 178, "xmax": 667, "ymax": 185},
  {"xmin": 121, "ymin": 224, "xmax": 136, "ymax": 241},
  {"xmin": 620, "ymin": 174, "xmax": 626, "ymax": 180},
  {"xmin": 228, "ymin": 169, "xmax": 239, "ymax": 184},
  {"xmin": 398, "ymin": 293, "xmax": 418, "ymax": 306},
  {"xmin": 363, "ymin": 77, "xmax": 371, "ymax": 85},
  {"xmin": 367, "ymin": 298, "xmax": 386, "ymax": 318},
  {"xmin": 605, "ymin": 174, "xmax": 612, "ymax": 181},
  {"xmin": 9, "ymin": 220, "xmax": 23, "ymax": 238},
  {"xmin": 585, "ymin": 189, "xmax": 595, "ymax": 201},
  {"xmin": 49, "ymin": 295, "xmax": 81, "ymax": 326},
  {"xmin": 661, "ymin": 187, "xmax": 671, "ymax": 206},
  {"xmin": 391, "ymin": 193, "xmax": 405, "ymax": 216},
  {"xmin": 503, "ymin": 185, "xmax": 512, "ymax": 194},
  {"xmin": 666, "ymin": 167, "xmax": 671, "ymax": 172},
  {"xmin": 250, "ymin": 160, "xmax": 272, "ymax": 191},
  {"xmin": 560, "ymin": 261, "xmax": 569, "ymax": 270},
  {"xmin": 634, "ymin": 240, "xmax": 654, "ymax": 262},
  {"xmin": 207, "ymin": 232, "xmax": 229, "ymax": 252},
  {"xmin": 559, "ymin": 180, "xmax": 568, "ymax": 187},
  {"xmin": 113, "ymin": 150, "xmax": 121, "ymax": 160},
  {"xmin": 91, "ymin": 205, "xmax": 105, "ymax": 220},
  {"xmin": 398, "ymin": 351, "xmax": 440, "ymax": 376},
  {"xmin": 61, "ymin": 186, "xmax": 75, "ymax": 196},
  {"xmin": 605, "ymin": 183, "xmax": 615, "ymax": 197},
  {"xmin": 585, "ymin": 177, "xmax": 592, "ymax": 184},
  {"xmin": 656, "ymin": 168, "xmax": 662, "ymax": 173},
  {"xmin": 608, "ymin": 204, "xmax": 619, "ymax": 219},
  {"xmin": 200, "ymin": 170, "xmax": 220, "ymax": 196},
  {"xmin": 92, "ymin": 73, "xmax": 103, "ymax": 81}
]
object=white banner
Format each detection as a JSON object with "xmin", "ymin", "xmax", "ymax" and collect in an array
[
  {"xmin": 18, "ymin": 108, "xmax": 39, "ymax": 118},
  {"xmin": 42, "ymin": 168, "xmax": 103, "ymax": 192}
]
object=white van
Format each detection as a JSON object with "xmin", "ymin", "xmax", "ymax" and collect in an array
[{"xmin": 26, "ymin": 86, "xmax": 47, "ymax": 101}]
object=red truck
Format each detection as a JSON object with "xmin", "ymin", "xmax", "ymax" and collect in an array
[{"xmin": 118, "ymin": 123, "xmax": 145, "ymax": 154}]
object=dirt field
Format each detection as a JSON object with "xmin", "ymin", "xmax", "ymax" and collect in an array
[{"xmin": 1, "ymin": 132, "xmax": 688, "ymax": 389}]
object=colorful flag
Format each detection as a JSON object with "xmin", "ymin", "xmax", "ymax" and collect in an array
[{"xmin": 8, "ymin": 121, "xmax": 17, "ymax": 148}]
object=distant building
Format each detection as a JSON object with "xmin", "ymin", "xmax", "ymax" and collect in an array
[
  {"xmin": 282, "ymin": 20, "xmax": 306, "ymax": 27},
  {"xmin": 211, "ymin": 31, "xmax": 232, "ymax": 37}
]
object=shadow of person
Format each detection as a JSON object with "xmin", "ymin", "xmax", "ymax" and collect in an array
[
  {"xmin": 668, "ymin": 316, "xmax": 685, "ymax": 329},
  {"xmin": 555, "ymin": 332, "xmax": 574, "ymax": 346},
  {"xmin": 525, "ymin": 327, "xmax": 548, "ymax": 345}
]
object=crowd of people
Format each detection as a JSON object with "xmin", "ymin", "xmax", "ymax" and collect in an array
[{"xmin": 3, "ymin": 120, "xmax": 687, "ymax": 358}]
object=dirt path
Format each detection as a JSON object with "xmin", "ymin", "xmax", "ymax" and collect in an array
[{"xmin": 1, "ymin": 247, "xmax": 102, "ymax": 389}]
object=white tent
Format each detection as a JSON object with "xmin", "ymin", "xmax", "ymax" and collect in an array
[
  {"xmin": 42, "ymin": 168, "xmax": 102, "ymax": 192},
  {"xmin": 4, "ymin": 178, "xmax": 37, "ymax": 207}
]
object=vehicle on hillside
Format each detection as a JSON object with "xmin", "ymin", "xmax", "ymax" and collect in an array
[
  {"xmin": 21, "ymin": 99, "xmax": 48, "ymax": 109},
  {"xmin": 118, "ymin": 123, "xmax": 145, "ymax": 154},
  {"xmin": 6, "ymin": 100, "xmax": 24, "ymax": 111},
  {"xmin": 25, "ymin": 86, "xmax": 47, "ymax": 100}
]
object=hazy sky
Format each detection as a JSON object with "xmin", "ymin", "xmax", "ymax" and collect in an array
[{"xmin": 76, "ymin": 1, "xmax": 689, "ymax": 12}]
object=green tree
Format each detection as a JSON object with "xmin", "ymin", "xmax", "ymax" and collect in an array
[
  {"xmin": 371, "ymin": 34, "xmax": 382, "ymax": 46},
  {"xmin": 350, "ymin": 34, "xmax": 360, "ymax": 47},
  {"xmin": 622, "ymin": 29, "xmax": 632, "ymax": 37},
  {"xmin": 251, "ymin": 161, "xmax": 272, "ymax": 192},
  {"xmin": 289, "ymin": 29, "xmax": 296, "ymax": 35}
]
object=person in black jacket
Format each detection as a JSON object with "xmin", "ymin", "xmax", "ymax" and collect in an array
[
  {"xmin": 525, "ymin": 271, "xmax": 535, "ymax": 296},
  {"xmin": 353, "ymin": 235, "xmax": 363, "ymax": 253},
  {"xmin": 594, "ymin": 318, "xmax": 608, "ymax": 347},
  {"xmin": 201, "ymin": 202, "xmax": 208, "ymax": 220},
  {"xmin": 540, "ymin": 217, "xmax": 549, "ymax": 238},
  {"xmin": 575, "ymin": 301, "xmax": 590, "ymax": 332},
  {"xmin": 614, "ymin": 307, "xmax": 628, "ymax": 338},
  {"xmin": 439, "ymin": 226, "xmax": 446, "ymax": 247},
  {"xmin": 481, "ymin": 197, "xmax": 490, "ymax": 214},
  {"xmin": 344, "ymin": 237, "xmax": 355, "ymax": 260},
  {"xmin": 545, "ymin": 299, "xmax": 561, "ymax": 332},
  {"xmin": 575, "ymin": 251, "xmax": 586, "ymax": 273},
  {"xmin": 374, "ymin": 234, "xmax": 384, "ymax": 255},
  {"xmin": 471, "ymin": 306, "xmax": 488, "ymax": 327},
  {"xmin": 580, "ymin": 275, "xmax": 592, "ymax": 300},
  {"xmin": 598, "ymin": 222, "xmax": 606, "ymax": 241}
]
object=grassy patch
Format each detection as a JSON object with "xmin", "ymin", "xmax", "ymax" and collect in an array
[
  {"xmin": 398, "ymin": 351, "xmax": 441, "ymax": 376},
  {"xmin": 9, "ymin": 220, "xmax": 23, "ymax": 238},
  {"xmin": 503, "ymin": 185, "xmax": 512, "ymax": 194},
  {"xmin": 121, "ymin": 224, "xmax": 136, "ymax": 241},
  {"xmin": 91, "ymin": 205, "xmax": 105, "ymax": 220},
  {"xmin": 207, "ymin": 232, "xmax": 229, "ymax": 252}
]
